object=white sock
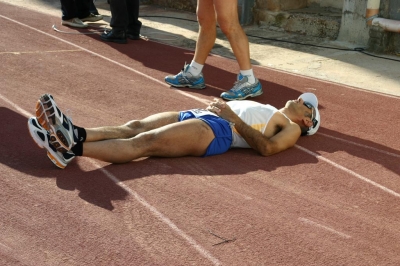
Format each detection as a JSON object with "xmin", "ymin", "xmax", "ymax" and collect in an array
[
  {"xmin": 188, "ymin": 60, "xmax": 204, "ymax": 76},
  {"xmin": 240, "ymin": 69, "xmax": 256, "ymax": 84}
]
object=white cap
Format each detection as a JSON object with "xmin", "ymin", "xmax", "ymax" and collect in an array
[{"xmin": 299, "ymin": 93, "xmax": 320, "ymax": 136}]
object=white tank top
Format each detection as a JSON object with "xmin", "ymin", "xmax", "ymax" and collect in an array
[{"xmin": 227, "ymin": 101, "xmax": 278, "ymax": 148}]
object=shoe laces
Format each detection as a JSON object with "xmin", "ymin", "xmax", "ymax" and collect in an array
[{"xmin": 231, "ymin": 76, "xmax": 249, "ymax": 91}]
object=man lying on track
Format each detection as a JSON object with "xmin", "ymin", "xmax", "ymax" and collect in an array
[{"xmin": 28, "ymin": 93, "xmax": 320, "ymax": 169}]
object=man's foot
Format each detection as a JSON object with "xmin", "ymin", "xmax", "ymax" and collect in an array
[
  {"xmin": 81, "ymin": 13, "xmax": 103, "ymax": 22},
  {"xmin": 164, "ymin": 63, "xmax": 206, "ymax": 89},
  {"xmin": 101, "ymin": 29, "xmax": 127, "ymax": 44},
  {"xmin": 35, "ymin": 94, "xmax": 75, "ymax": 153},
  {"xmin": 28, "ymin": 117, "xmax": 75, "ymax": 169},
  {"xmin": 61, "ymin": 18, "xmax": 88, "ymax": 28},
  {"xmin": 220, "ymin": 74, "xmax": 263, "ymax": 101}
]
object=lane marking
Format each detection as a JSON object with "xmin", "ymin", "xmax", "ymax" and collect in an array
[
  {"xmin": 295, "ymin": 144, "xmax": 400, "ymax": 198},
  {"xmin": 0, "ymin": 15, "xmax": 210, "ymax": 106},
  {"xmin": 298, "ymin": 217, "xmax": 351, "ymax": 239},
  {"xmin": 95, "ymin": 162, "xmax": 222, "ymax": 266},
  {"xmin": 0, "ymin": 93, "xmax": 221, "ymax": 266},
  {"xmin": 0, "ymin": 242, "xmax": 12, "ymax": 251},
  {"xmin": 318, "ymin": 132, "xmax": 400, "ymax": 158},
  {"xmin": 0, "ymin": 49, "xmax": 82, "ymax": 55}
]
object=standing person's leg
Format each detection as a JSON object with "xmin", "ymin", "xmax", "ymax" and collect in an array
[
  {"xmin": 60, "ymin": 0, "xmax": 75, "ymax": 20},
  {"xmin": 101, "ymin": 0, "xmax": 128, "ymax": 43},
  {"xmin": 90, "ymin": 0, "xmax": 100, "ymax": 15},
  {"xmin": 164, "ymin": 0, "xmax": 215, "ymax": 89},
  {"xmin": 192, "ymin": 0, "xmax": 217, "ymax": 65},
  {"xmin": 126, "ymin": 0, "xmax": 142, "ymax": 40},
  {"xmin": 60, "ymin": 0, "xmax": 88, "ymax": 28},
  {"xmin": 75, "ymin": 0, "xmax": 91, "ymax": 19},
  {"xmin": 77, "ymin": 0, "xmax": 103, "ymax": 22},
  {"xmin": 215, "ymin": 0, "xmax": 263, "ymax": 101}
]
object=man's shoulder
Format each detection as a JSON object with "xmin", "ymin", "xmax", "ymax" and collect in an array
[{"xmin": 271, "ymin": 111, "xmax": 301, "ymax": 134}]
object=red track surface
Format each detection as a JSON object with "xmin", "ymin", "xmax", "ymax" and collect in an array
[{"xmin": 1, "ymin": 2, "xmax": 400, "ymax": 265}]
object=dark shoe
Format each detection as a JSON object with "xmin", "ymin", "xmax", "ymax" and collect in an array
[
  {"xmin": 126, "ymin": 32, "xmax": 142, "ymax": 40},
  {"xmin": 101, "ymin": 29, "xmax": 127, "ymax": 44}
]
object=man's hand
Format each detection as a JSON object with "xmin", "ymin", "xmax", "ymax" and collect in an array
[{"xmin": 206, "ymin": 98, "xmax": 239, "ymax": 123}]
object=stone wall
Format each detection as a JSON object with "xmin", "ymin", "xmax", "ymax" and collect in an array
[{"xmin": 367, "ymin": 0, "xmax": 400, "ymax": 54}]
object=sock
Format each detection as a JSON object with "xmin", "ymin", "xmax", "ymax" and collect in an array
[
  {"xmin": 188, "ymin": 60, "xmax": 204, "ymax": 76},
  {"xmin": 240, "ymin": 69, "xmax": 256, "ymax": 84},
  {"xmin": 71, "ymin": 142, "xmax": 83, "ymax": 156},
  {"xmin": 73, "ymin": 125, "xmax": 87, "ymax": 143}
]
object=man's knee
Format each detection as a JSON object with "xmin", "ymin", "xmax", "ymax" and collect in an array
[
  {"xmin": 197, "ymin": 12, "xmax": 216, "ymax": 29},
  {"xmin": 217, "ymin": 19, "xmax": 240, "ymax": 36},
  {"xmin": 124, "ymin": 120, "xmax": 142, "ymax": 130}
]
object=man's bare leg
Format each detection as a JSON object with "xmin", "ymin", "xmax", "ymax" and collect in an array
[
  {"xmin": 83, "ymin": 112, "xmax": 180, "ymax": 142},
  {"xmin": 193, "ymin": 0, "xmax": 217, "ymax": 65},
  {"xmin": 81, "ymin": 119, "xmax": 216, "ymax": 163},
  {"xmin": 213, "ymin": 0, "xmax": 251, "ymax": 71}
]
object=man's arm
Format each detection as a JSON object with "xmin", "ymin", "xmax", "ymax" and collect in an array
[
  {"xmin": 233, "ymin": 118, "xmax": 300, "ymax": 156},
  {"xmin": 207, "ymin": 99, "xmax": 301, "ymax": 156}
]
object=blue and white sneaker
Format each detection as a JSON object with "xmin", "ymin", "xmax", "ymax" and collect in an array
[
  {"xmin": 28, "ymin": 117, "xmax": 75, "ymax": 169},
  {"xmin": 35, "ymin": 93, "xmax": 75, "ymax": 153},
  {"xmin": 165, "ymin": 63, "xmax": 206, "ymax": 89},
  {"xmin": 220, "ymin": 74, "xmax": 263, "ymax": 101}
]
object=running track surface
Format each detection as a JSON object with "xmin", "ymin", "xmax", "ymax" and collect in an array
[{"xmin": 1, "ymin": 3, "xmax": 400, "ymax": 266}]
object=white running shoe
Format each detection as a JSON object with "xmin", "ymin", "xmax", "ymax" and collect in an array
[
  {"xmin": 28, "ymin": 117, "xmax": 75, "ymax": 169},
  {"xmin": 35, "ymin": 94, "xmax": 75, "ymax": 153},
  {"xmin": 61, "ymin": 18, "xmax": 88, "ymax": 28}
]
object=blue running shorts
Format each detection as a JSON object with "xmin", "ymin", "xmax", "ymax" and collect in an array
[{"xmin": 179, "ymin": 109, "xmax": 233, "ymax": 157}]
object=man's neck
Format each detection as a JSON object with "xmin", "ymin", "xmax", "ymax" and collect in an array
[{"xmin": 279, "ymin": 107, "xmax": 300, "ymax": 125}]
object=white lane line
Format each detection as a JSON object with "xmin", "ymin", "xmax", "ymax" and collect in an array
[
  {"xmin": 0, "ymin": 15, "xmax": 210, "ymax": 106},
  {"xmin": 318, "ymin": 132, "xmax": 400, "ymax": 158},
  {"xmin": 0, "ymin": 242, "xmax": 12, "ymax": 251},
  {"xmin": 0, "ymin": 93, "xmax": 221, "ymax": 266},
  {"xmin": 296, "ymin": 144, "xmax": 400, "ymax": 198},
  {"xmin": 95, "ymin": 162, "xmax": 222, "ymax": 266},
  {"xmin": 298, "ymin": 217, "xmax": 351, "ymax": 239}
]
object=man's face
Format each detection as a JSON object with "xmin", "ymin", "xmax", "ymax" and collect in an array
[
  {"xmin": 286, "ymin": 98, "xmax": 308, "ymax": 112},
  {"xmin": 286, "ymin": 98, "xmax": 315, "ymax": 121}
]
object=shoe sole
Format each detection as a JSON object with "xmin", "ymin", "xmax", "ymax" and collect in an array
[
  {"xmin": 100, "ymin": 37, "xmax": 128, "ymax": 44},
  {"xmin": 221, "ymin": 89, "xmax": 263, "ymax": 101},
  {"xmin": 27, "ymin": 118, "xmax": 67, "ymax": 169},
  {"xmin": 35, "ymin": 94, "xmax": 73, "ymax": 153},
  {"xmin": 165, "ymin": 80, "xmax": 206, "ymax": 90},
  {"xmin": 61, "ymin": 22, "xmax": 88, "ymax": 28},
  {"xmin": 47, "ymin": 151, "xmax": 66, "ymax": 169}
]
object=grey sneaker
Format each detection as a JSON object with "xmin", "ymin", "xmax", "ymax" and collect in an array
[
  {"xmin": 165, "ymin": 63, "xmax": 206, "ymax": 89},
  {"xmin": 35, "ymin": 94, "xmax": 75, "ymax": 153},
  {"xmin": 220, "ymin": 74, "xmax": 263, "ymax": 100},
  {"xmin": 28, "ymin": 117, "xmax": 75, "ymax": 169},
  {"xmin": 62, "ymin": 18, "xmax": 88, "ymax": 28},
  {"xmin": 81, "ymin": 13, "xmax": 103, "ymax": 22}
]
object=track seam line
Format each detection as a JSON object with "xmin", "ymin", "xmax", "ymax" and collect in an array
[
  {"xmin": 295, "ymin": 144, "xmax": 400, "ymax": 198},
  {"xmin": 0, "ymin": 92, "xmax": 222, "ymax": 266}
]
